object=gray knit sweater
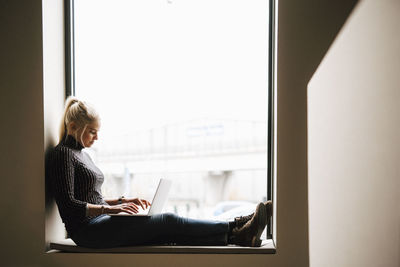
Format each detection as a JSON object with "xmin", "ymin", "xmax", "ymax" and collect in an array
[{"xmin": 46, "ymin": 135, "xmax": 108, "ymax": 236}]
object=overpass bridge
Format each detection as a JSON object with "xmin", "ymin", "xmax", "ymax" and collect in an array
[{"xmin": 94, "ymin": 118, "xmax": 268, "ymax": 173}]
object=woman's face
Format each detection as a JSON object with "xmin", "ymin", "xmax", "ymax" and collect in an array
[{"xmin": 78, "ymin": 120, "xmax": 101, "ymax": 148}]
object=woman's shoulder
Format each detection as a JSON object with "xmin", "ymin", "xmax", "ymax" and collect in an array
[
  {"xmin": 48, "ymin": 143, "xmax": 78, "ymax": 161},
  {"xmin": 45, "ymin": 144, "xmax": 78, "ymax": 174}
]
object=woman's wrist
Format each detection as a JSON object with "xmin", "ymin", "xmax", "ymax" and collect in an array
[
  {"xmin": 87, "ymin": 203, "xmax": 106, "ymax": 216},
  {"xmin": 104, "ymin": 198, "xmax": 124, "ymax": 206},
  {"xmin": 118, "ymin": 196, "xmax": 125, "ymax": 204},
  {"xmin": 101, "ymin": 205, "xmax": 111, "ymax": 215}
]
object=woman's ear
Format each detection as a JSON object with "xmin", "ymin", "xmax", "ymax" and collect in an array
[{"xmin": 68, "ymin": 121, "xmax": 77, "ymax": 132}]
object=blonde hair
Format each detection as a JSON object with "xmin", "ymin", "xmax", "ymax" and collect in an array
[{"xmin": 59, "ymin": 96, "xmax": 100, "ymax": 143}]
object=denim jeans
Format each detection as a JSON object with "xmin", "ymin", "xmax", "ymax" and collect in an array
[{"xmin": 71, "ymin": 213, "xmax": 229, "ymax": 248}]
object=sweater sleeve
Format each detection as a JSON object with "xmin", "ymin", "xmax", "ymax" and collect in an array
[{"xmin": 50, "ymin": 147, "xmax": 87, "ymax": 220}]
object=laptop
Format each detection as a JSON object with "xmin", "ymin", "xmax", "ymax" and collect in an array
[{"xmin": 109, "ymin": 179, "xmax": 172, "ymax": 217}]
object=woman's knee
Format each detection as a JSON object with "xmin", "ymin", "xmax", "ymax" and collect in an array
[{"xmin": 161, "ymin": 212, "xmax": 181, "ymax": 224}]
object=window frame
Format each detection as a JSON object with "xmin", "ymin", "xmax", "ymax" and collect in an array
[
  {"xmin": 266, "ymin": 0, "xmax": 276, "ymax": 240},
  {"xmin": 65, "ymin": 0, "xmax": 276, "ymax": 245},
  {"xmin": 65, "ymin": 0, "xmax": 75, "ymax": 98}
]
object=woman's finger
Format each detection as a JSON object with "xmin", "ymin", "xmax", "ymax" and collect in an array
[
  {"xmin": 122, "ymin": 204, "xmax": 137, "ymax": 214},
  {"xmin": 132, "ymin": 198, "xmax": 145, "ymax": 210},
  {"xmin": 121, "ymin": 208, "xmax": 134, "ymax": 214},
  {"xmin": 130, "ymin": 208, "xmax": 137, "ymax": 214},
  {"xmin": 137, "ymin": 199, "xmax": 145, "ymax": 210},
  {"xmin": 128, "ymin": 203, "xmax": 139, "ymax": 210},
  {"xmin": 125, "ymin": 203, "xmax": 139, "ymax": 213}
]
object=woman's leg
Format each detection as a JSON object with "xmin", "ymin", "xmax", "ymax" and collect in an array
[{"xmin": 72, "ymin": 213, "xmax": 229, "ymax": 248}]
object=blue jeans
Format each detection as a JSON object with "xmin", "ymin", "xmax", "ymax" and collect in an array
[{"xmin": 71, "ymin": 213, "xmax": 229, "ymax": 248}]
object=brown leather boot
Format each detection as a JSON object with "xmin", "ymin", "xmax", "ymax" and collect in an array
[
  {"xmin": 234, "ymin": 200, "xmax": 273, "ymax": 228},
  {"xmin": 233, "ymin": 212, "xmax": 254, "ymax": 228},
  {"xmin": 230, "ymin": 202, "xmax": 268, "ymax": 247}
]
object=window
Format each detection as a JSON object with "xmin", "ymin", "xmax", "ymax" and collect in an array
[{"xmin": 66, "ymin": 0, "xmax": 275, "ymax": 240}]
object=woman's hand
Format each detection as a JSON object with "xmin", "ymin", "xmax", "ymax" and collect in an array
[
  {"xmin": 105, "ymin": 203, "xmax": 140, "ymax": 215},
  {"xmin": 124, "ymin": 198, "xmax": 151, "ymax": 210}
]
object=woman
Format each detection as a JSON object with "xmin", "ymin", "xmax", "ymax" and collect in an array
[{"xmin": 46, "ymin": 97, "xmax": 272, "ymax": 248}]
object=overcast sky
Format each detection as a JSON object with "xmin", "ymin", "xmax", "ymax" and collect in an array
[{"xmin": 75, "ymin": 0, "xmax": 270, "ymax": 140}]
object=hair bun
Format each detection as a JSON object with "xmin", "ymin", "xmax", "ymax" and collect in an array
[{"xmin": 59, "ymin": 96, "xmax": 99, "ymax": 142}]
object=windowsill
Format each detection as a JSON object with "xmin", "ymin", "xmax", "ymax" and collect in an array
[{"xmin": 48, "ymin": 238, "xmax": 276, "ymax": 254}]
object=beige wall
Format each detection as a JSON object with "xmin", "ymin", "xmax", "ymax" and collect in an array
[
  {"xmin": 308, "ymin": 1, "xmax": 400, "ymax": 266},
  {"xmin": 0, "ymin": 0, "xmax": 376, "ymax": 266},
  {"xmin": 0, "ymin": 0, "xmax": 45, "ymax": 264}
]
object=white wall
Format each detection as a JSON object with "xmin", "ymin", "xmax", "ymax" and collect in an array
[
  {"xmin": 43, "ymin": 0, "xmax": 67, "ymax": 247},
  {"xmin": 308, "ymin": 1, "xmax": 400, "ymax": 266}
]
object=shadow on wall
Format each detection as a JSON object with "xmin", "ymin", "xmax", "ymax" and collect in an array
[
  {"xmin": 44, "ymin": 131, "xmax": 66, "ymax": 250},
  {"xmin": 45, "ymin": 145, "xmax": 55, "ymax": 209}
]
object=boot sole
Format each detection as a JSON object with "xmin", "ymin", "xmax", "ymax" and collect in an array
[{"xmin": 251, "ymin": 203, "xmax": 267, "ymax": 247}]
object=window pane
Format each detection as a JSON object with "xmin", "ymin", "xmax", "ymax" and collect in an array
[{"xmin": 74, "ymin": 0, "xmax": 269, "ymax": 222}]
